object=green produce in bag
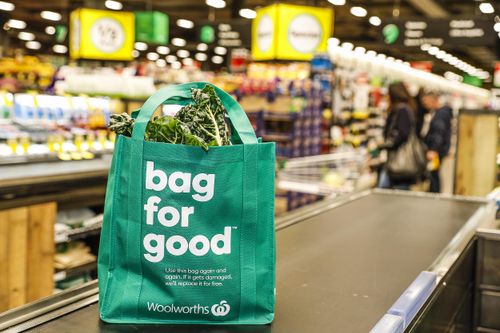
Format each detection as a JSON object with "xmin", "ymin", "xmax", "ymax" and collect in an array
[{"xmin": 98, "ymin": 82, "xmax": 276, "ymax": 325}]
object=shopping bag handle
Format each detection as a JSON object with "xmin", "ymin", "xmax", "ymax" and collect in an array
[{"xmin": 131, "ymin": 82, "xmax": 258, "ymax": 145}]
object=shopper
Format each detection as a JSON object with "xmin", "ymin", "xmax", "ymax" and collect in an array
[
  {"xmin": 421, "ymin": 92, "xmax": 452, "ymax": 193},
  {"xmin": 415, "ymin": 89, "xmax": 430, "ymax": 138},
  {"xmin": 378, "ymin": 82, "xmax": 418, "ymax": 190}
]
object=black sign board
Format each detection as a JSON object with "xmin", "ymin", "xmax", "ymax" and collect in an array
[
  {"xmin": 381, "ymin": 18, "xmax": 497, "ymax": 47},
  {"xmin": 198, "ymin": 20, "xmax": 251, "ymax": 48}
]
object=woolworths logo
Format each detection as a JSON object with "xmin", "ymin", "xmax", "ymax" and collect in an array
[
  {"xmin": 211, "ymin": 300, "xmax": 230, "ymax": 316},
  {"xmin": 147, "ymin": 300, "xmax": 230, "ymax": 317}
]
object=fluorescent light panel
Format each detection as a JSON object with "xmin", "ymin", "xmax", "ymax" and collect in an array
[
  {"xmin": 176, "ymin": 19, "xmax": 194, "ymax": 29},
  {"xmin": 0, "ymin": 1, "xmax": 14, "ymax": 11},
  {"xmin": 350, "ymin": 6, "xmax": 367, "ymax": 17},
  {"xmin": 206, "ymin": 0, "xmax": 226, "ymax": 8},
  {"xmin": 239, "ymin": 8, "xmax": 256, "ymax": 19},
  {"xmin": 40, "ymin": 11, "xmax": 62, "ymax": 21}
]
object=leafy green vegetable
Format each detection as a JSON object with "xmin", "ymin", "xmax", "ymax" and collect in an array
[
  {"xmin": 109, "ymin": 84, "xmax": 231, "ymax": 151},
  {"xmin": 176, "ymin": 85, "xmax": 231, "ymax": 147}
]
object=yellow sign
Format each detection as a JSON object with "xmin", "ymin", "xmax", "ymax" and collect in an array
[
  {"xmin": 70, "ymin": 8, "xmax": 134, "ymax": 61},
  {"xmin": 252, "ymin": 4, "xmax": 333, "ymax": 61}
]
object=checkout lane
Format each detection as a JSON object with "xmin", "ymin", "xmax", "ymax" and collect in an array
[{"xmin": 0, "ymin": 190, "xmax": 493, "ymax": 333}]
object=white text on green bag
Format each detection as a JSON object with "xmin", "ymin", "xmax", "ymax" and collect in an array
[{"xmin": 142, "ymin": 161, "xmax": 232, "ymax": 263}]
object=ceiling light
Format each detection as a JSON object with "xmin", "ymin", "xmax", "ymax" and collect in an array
[
  {"xmin": 25, "ymin": 41, "xmax": 41, "ymax": 50},
  {"xmin": 45, "ymin": 26, "xmax": 56, "ymax": 35},
  {"xmin": 197, "ymin": 43, "xmax": 208, "ymax": 51},
  {"xmin": 0, "ymin": 1, "xmax": 14, "ymax": 11},
  {"xmin": 171, "ymin": 61, "xmax": 182, "ymax": 70},
  {"xmin": 212, "ymin": 55, "xmax": 224, "ymax": 64},
  {"xmin": 176, "ymin": 49, "xmax": 190, "ymax": 58},
  {"xmin": 214, "ymin": 46, "xmax": 227, "ymax": 55},
  {"xmin": 341, "ymin": 42, "xmax": 354, "ymax": 50},
  {"xmin": 428, "ymin": 46, "xmax": 439, "ymax": 55},
  {"xmin": 354, "ymin": 46, "xmax": 366, "ymax": 54},
  {"xmin": 176, "ymin": 19, "xmax": 194, "ymax": 29},
  {"xmin": 206, "ymin": 0, "xmax": 226, "ymax": 9},
  {"xmin": 479, "ymin": 2, "xmax": 494, "ymax": 14},
  {"xmin": 328, "ymin": 0, "xmax": 346, "ymax": 5},
  {"xmin": 7, "ymin": 19, "xmax": 26, "ymax": 29},
  {"xmin": 420, "ymin": 43, "xmax": 431, "ymax": 51},
  {"xmin": 183, "ymin": 58, "xmax": 194, "ymax": 66},
  {"xmin": 134, "ymin": 42, "xmax": 147, "ymax": 51},
  {"xmin": 195, "ymin": 53, "xmax": 207, "ymax": 61},
  {"xmin": 18, "ymin": 32, "xmax": 35, "ymax": 41},
  {"xmin": 132, "ymin": 50, "xmax": 139, "ymax": 58},
  {"xmin": 166, "ymin": 55, "xmax": 177, "ymax": 63},
  {"xmin": 350, "ymin": 6, "xmax": 367, "ymax": 17},
  {"xmin": 436, "ymin": 50, "xmax": 446, "ymax": 59},
  {"xmin": 156, "ymin": 46, "xmax": 170, "ymax": 55},
  {"xmin": 478, "ymin": 71, "xmax": 490, "ymax": 79},
  {"xmin": 172, "ymin": 38, "xmax": 186, "ymax": 47},
  {"xmin": 40, "ymin": 11, "xmax": 61, "ymax": 21},
  {"xmin": 156, "ymin": 59, "xmax": 166, "ymax": 67},
  {"xmin": 366, "ymin": 50, "xmax": 377, "ymax": 57},
  {"xmin": 53, "ymin": 44, "xmax": 67, "ymax": 54},
  {"xmin": 369, "ymin": 16, "xmax": 381, "ymax": 26},
  {"xmin": 495, "ymin": 22, "xmax": 500, "ymax": 32},
  {"xmin": 328, "ymin": 37, "xmax": 340, "ymax": 46},
  {"xmin": 147, "ymin": 52, "xmax": 159, "ymax": 61},
  {"xmin": 239, "ymin": 8, "xmax": 257, "ymax": 19},
  {"xmin": 376, "ymin": 54, "xmax": 386, "ymax": 60},
  {"xmin": 105, "ymin": 0, "xmax": 122, "ymax": 10},
  {"xmin": 387, "ymin": 56, "xmax": 395, "ymax": 62}
]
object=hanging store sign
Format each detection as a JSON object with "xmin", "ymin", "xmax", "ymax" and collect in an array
[
  {"xmin": 135, "ymin": 11, "xmax": 168, "ymax": 45},
  {"xmin": 252, "ymin": 4, "xmax": 333, "ymax": 61},
  {"xmin": 381, "ymin": 18, "xmax": 496, "ymax": 47},
  {"xmin": 198, "ymin": 20, "xmax": 251, "ymax": 48},
  {"xmin": 70, "ymin": 8, "xmax": 134, "ymax": 61}
]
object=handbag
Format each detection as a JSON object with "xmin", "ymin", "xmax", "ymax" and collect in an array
[
  {"xmin": 98, "ymin": 82, "xmax": 276, "ymax": 324},
  {"xmin": 386, "ymin": 107, "xmax": 427, "ymax": 181}
]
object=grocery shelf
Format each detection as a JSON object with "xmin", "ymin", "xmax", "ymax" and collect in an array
[
  {"xmin": 54, "ymin": 261, "xmax": 97, "ymax": 283},
  {"xmin": 56, "ymin": 223, "xmax": 102, "ymax": 244},
  {"xmin": 0, "ymin": 151, "xmax": 109, "ymax": 167},
  {"xmin": 262, "ymin": 133, "xmax": 290, "ymax": 142}
]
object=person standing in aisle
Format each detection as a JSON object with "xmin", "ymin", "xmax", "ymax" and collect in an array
[
  {"xmin": 421, "ymin": 92, "xmax": 452, "ymax": 193},
  {"xmin": 378, "ymin": 82, "xmax": 418, "ymax": 190}
]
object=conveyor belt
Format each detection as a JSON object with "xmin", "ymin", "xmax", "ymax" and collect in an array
[{"xmin": 3, "ymin": 191, "xmax": 488, "ymax": 333}]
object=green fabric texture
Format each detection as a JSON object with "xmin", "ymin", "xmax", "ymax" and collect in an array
[{"xmin": 98, "ymin": 82, "xmax": 276, "ymax": 325}]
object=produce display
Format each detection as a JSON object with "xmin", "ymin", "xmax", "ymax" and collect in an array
[{"xmin": 110, "ymin": 85, "xmax": 230, "ymax": 150}]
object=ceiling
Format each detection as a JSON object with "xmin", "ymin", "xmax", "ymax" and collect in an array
[{"xmin": 0, "ymin": 0, "xmax": 499, "ymax": 80}]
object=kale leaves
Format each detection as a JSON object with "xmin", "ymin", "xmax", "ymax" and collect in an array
[{"xmin": 109, "ymin": 85, "xmax": 231, "ymax": 151}]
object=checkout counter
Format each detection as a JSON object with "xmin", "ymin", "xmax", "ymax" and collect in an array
[{"xmin": 0, "ymin": 189, "xmax": 499, "ymax": 333}]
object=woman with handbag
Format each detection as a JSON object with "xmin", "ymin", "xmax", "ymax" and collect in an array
[{"xmin": 378, "ymin": 82, "xmax": 426, "ymax": 190}]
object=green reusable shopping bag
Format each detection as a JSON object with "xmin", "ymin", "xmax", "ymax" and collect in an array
[{"xmin": 98, "ymin": 82, "xmax": 276, "ymax": 325}]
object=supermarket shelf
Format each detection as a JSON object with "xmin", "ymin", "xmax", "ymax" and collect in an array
[
  {"xmin": 263, "ymin": 113, "xmax": 297, "ymax": 122},
  {"xmin": 56, "ymin": 225, "xmax": 102, "ymax": 244},
  {"xmin": 0, "ymin": 154, "xmax": 111, "ymax": 188},
  {"xmin": 262, "ymin": 133, "xmax": 290, "ymax": 142},
  {"xmin": 0, "ymin": 150, "xmax": 109, "ymax": 167},
  {"xmin": 54, "ymin": 262, "xmax": 97, "ymax": 282}
]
